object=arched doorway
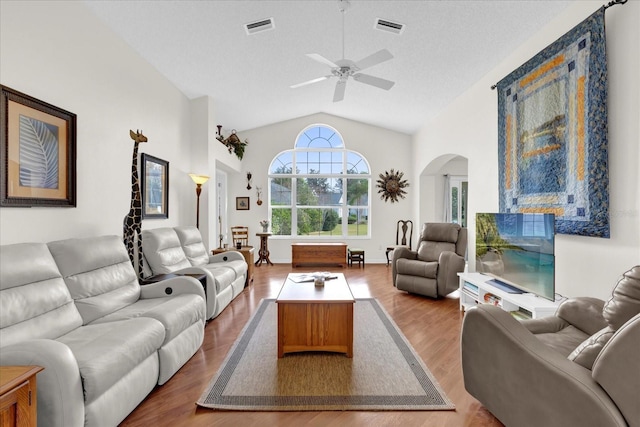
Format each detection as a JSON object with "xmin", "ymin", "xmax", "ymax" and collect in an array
[{"xmin": 420, "ymin": 154, "xmax": 468, "ymax": 226}]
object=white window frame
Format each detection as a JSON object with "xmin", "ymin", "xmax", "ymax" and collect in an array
[{"xmin": 268, "ymin": 124, "xmax": 371, "ymax": 239}]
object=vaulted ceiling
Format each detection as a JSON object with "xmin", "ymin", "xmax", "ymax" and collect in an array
[{"xmin": 85, "ymin": 0, "xmax": 571, "ymax": 134}]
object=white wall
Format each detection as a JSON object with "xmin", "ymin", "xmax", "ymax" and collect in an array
[
  {"xmin": 413, "ymin": 1, "xmax": 640, "ymax": 299},
  {"xmin": 234, "ymin": 113, "xmax": 412, "ymax": 263},
  {"xmin": 0, "ymin": 1, "xmax": 196, "ymax": 244}
]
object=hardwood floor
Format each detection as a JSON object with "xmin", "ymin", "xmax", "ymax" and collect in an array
[{"xmin": 121, "ymin": 264, "xmax": 503, "ymax": 427}]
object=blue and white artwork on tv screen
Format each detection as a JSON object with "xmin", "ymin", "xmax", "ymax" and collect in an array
[{"xmin": 476, "ymin": 212, "xmax": 555, "ymax": 301}]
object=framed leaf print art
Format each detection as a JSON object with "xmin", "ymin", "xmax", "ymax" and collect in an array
[{"xmin": 1, "ymin": 85, "xmax": 77, "ymax": 207}]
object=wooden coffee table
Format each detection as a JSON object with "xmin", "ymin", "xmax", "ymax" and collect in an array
[{"xmin": 276, "ymin": 273, "xmax": 355, "ymax": 358}]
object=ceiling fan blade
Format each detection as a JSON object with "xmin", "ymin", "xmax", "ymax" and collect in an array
[
  {"xmin": 353, "ymin": 73, "xmax": 395, "ymax": 90},
  {"xmin": 353, "ymin": 49, "xmax": 393, "ymax": 71},
  {"xmin": 290, "ymin": 75, "xmax": 331, "ymax": 89},
  {"xmin": 333, "ymin": 79, "xmax": 347, "ymax": 102},
  {"xmin": 306, "ymin": 53, "xmax": 339, "ymax": 68}
]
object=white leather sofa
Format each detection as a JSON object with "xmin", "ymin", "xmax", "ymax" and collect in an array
[
  {"xmin": 0, "ymin": 235, "xmax": 206, "ymax": 427},
  {"xmin": 142, "ymin": 226, "xmax": 247, "ymax": 319}
]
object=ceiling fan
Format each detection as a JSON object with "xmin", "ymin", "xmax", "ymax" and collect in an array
[{"xmin": 290, "ymin": 0, "xmax": 395, "ymax": 102}]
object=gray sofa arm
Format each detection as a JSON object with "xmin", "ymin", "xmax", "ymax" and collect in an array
[
  {"xmin": 391, "ymin": 247, "xmax": 417, "ymax": 286},
  {"xmin": 593, "ymin": 313, "xmax": 640, "ymax": 427},
  {"xmin": 139, "ymin": 275, "xmax": 205, "ymax": 301},
  {"xmin": 461, "ymin": 305, "xmax": 627, "ymax": 427},
  {"xmin": 208, "ymin": 251, "xmax": 244, "ymax": 263},
  {"xmin": 521, "ymin": 315, "xmax": 570, "ymax": 334},
  {"xmin": 436, "ymin": 251, "xmax": 465, "ymax": 296},
  {"xmin": 557, "ymin": 297, "xmax": 607, "ymax": 335},
  {"xmin": 0, "ymin": 339, "xmax": 85, "ymax": 427},
  {"xmin": 521, "ymin": 298, "xmax": 606, "ymax": 335}
]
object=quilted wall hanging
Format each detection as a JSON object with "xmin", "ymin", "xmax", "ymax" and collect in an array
[{"xmin": 496, "ymin": 7, "xmax": 609, "ymax": 238}]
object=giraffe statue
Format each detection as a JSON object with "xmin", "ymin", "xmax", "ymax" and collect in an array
[{"xmin": 124, "ymin": 129, "xmax": 147, "ymax": 278}]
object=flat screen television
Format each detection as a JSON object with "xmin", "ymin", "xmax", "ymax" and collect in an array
[{"xmin": 476, "ymin": 212, "xmax": 556, "ymax": 301}]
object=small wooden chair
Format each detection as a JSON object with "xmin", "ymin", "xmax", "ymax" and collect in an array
[
  {"xmin": 230, "ymin": 226, "xmax": 249, "ymax": 248},
  {"xmin": 348, "ymin": 248, "xmax": 365, "ymax": 267},
  {"xmin": 386, "ymin": 220, "xmax": 413, "ymax": 265}
]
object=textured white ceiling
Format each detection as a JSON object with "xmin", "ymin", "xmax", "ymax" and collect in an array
[{"xmin": 84, "ymin": 0, "xmax": 572, "ymax": 134}]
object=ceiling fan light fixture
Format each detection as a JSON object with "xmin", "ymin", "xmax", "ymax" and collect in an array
[{"xmin": 290, "ymin": 0, "xmax": 396, "ymax": 102}]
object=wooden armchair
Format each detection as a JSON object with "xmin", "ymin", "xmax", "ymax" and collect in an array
[
  {"xmin": 385, "ymin": 220, "xmax": 413, "ymax": 265},
  {"xmin": 230, "ymin": 226, "xmax": 249, "ymax": 248}
]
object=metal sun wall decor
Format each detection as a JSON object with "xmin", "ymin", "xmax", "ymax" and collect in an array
[
  {"xmin": 377, "ymin": 169, "xmax": 409, "ymax": 203},
  {"xmin": 496, "ymin": 7, "xmax": 609, "ymax": 238}
]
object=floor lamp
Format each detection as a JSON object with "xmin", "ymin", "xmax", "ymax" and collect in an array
[{"xmin": 188, "ymin": 174, "xmax": 210, "ymax": 229}]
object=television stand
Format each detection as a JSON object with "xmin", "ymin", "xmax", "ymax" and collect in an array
[{"xmin": 458, "ymin": 272, "xmax": 560, "ymax": 319}]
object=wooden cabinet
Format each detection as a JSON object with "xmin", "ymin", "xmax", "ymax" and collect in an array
[
  {"xmin": 0, "ymin": 366, "xmax": 43, "ymax": 427},
  {"xmin": 291, "ymin": 243, "xmax": 347, "ymax": 267},
  {"xmin": 212, "ymin": 246, "xmax": 255, "ymax": 285}
]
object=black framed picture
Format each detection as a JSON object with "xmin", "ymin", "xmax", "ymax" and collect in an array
[
  {"xmin": 1, "ymin": 85, "xmax": 77, "ymax": 207},
  {"xmin": 141, "ymin": 153, "xmax": 169, "ymax": 219},
  {"xmin": 236, "ymin": 196, "xmax": 249, "ymax": 210}
]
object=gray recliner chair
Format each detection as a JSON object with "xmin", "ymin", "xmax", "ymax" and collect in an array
[
  {"xmin": 392, "ymin": 222, "xmax": 467, "ymax": 298},
  {"xmin": 461, "ymin": 265, "xmax": 640, "ymax": 427}
]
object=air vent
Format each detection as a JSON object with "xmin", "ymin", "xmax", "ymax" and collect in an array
[
  {"xmin": 244, "ymin": 18, "xmax": 275, "ymax": 35},
  {"xmin": 375, "ymin": 18, "xmax": 404, "ymax": 35}
]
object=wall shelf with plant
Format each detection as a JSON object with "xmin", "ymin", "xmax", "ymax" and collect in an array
[{"xmin": 216, "ymin": 125, "xmax": 248, "ymax": 160}]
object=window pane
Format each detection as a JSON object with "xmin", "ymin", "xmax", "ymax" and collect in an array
[
  {"xmin": 270, "ymin": 152, "xmax": 293, "ymax": 174},
  {"xmin": 295, "ymin": 151, "xmax": 343, "ymax": 175},
  {"xmin": 272, "ymin": 208, "xmax": 292, "ymax": 235},
  {"xmin": 330, "ymin": 151, "xmax": 343, "ymax": 174},
  {"xmin": 296, "ymin": 177, "xmax": 342, "ymax": 206},
  {"xmin": 451, "ymin": 187, "xmax": 459, "ymax": 223},
  {"xmin": 295, "ymin": 125, "xmax": 344, "ymax": 148},
  {"xmin": 346, "ymin": 178, "xmax": 368, "ymax": 206},
  {"xmin": 297, "ymin": 208, "xmax": 341, "ymax": 236},
  {"xmin": 346, "ymin": 152, "xmax": 369, "ymax": 174},
  {"xmin": 270, "ymin": 177, "xmax": 291, "ymax": 205},
  {"xmin": 347, "ymin": 208, "xmax": 368, "ymax": 236},
  {"xmin": 461, "ymin": 181, "xmax": 468, "ymax": 227}
]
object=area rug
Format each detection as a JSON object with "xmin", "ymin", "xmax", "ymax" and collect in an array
[{"xmin": 197, "ymin": 298, "xmax": 455, "ymax": 411}]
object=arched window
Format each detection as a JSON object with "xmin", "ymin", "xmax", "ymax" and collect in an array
[{"xmin": 268, "ymin": 124, "xmax": 370, "ymax": 237}]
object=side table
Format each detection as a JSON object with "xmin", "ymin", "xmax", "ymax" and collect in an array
[
  {"xmin": 0, "ymin": 365, "xmax": 44, "ymax": 427},
  {"xmin": 140, "ymin": 273, "xmax": 207, "ymax": 295},
  {"xmin": 255, "ymin": 232, "xmax": 274, "ymax": 266},
  {"xmin": 212, "ymin": 246, "xmax": 255, "ymax": 286}
]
